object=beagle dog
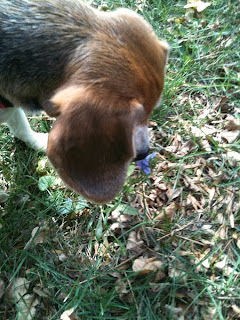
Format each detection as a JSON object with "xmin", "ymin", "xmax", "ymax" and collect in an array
[{"xmin": 0, "ymin": 0, "xmax": 168, "ymax": 203}]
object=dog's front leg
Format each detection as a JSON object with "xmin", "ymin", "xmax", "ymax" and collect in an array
[{"xmin": 0, "ymin": 107, "xmax": 48, "ymax": 152}]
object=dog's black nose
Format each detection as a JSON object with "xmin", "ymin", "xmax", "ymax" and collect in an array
[{"xmin": 134, "ymin": 148, "xmax": 150, "ymax": 161}]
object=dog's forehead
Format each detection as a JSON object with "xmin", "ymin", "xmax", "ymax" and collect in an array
[
  {"xmin": 110, "ymin": 11, "xmax": 168, "ymax": 110},
  {"xmin": 110, "ymin": 10, "xmax": 164, "ymax": 58}
]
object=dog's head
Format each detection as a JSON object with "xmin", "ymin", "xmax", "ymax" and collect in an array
[{"xmin": 47, "ymin": 8, "xmax": 169, "ymax": 203}]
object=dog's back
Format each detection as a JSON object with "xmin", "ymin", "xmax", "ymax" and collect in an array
[
  {"xmin": 0, "ymin": 0, "xmax": 95, "ymax": 105},
  {"xmin": 0, "ymin": 0, "xmax": 168, "ymax": 112}
]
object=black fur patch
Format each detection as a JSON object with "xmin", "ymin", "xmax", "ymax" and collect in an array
[
  {"xmin": 0, "ymin": 0, "xmax": 93, "ymax": 111},
  {"xmin": 0, "ymin": 95, "xmax": 14, "ymax": 108}
]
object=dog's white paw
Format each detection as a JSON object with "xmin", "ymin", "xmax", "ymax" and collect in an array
[{"xmin": 27, "ymin": 132, "xmax": 48, "ymax": 152}]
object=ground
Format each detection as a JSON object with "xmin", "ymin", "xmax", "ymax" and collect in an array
[{"xmin": 0, "ymin": 0, "xmax": 239, "ymax": 319}]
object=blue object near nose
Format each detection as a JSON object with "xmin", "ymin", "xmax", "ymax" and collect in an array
[{"xmin": 136, "ymin": 152, "xmax": 157, "ymax": 174}]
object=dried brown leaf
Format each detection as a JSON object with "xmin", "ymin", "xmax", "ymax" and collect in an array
[
  {"xmin": 17, "ymin": 294, "xmax": 39, "ymax": 320},
  {"xmin": 132, "ymin": 257, "xmax": 162, "ymax": 274},
  {"xmin": 0, "ymin": 190, "xmax": 8, "ymax": 203},
  {"xmin": 165, "ymin": 145, "xmax": 178, "ymax": 153},
  {"xmin": 168, "ymin": 260, "xmax": 188, "ymax": 283},
  {"xmin": 0, "ymin": 278, "xmax": 5, "ymax": 299},
  {"xmin": 215, "ymin": 255, "xmax": 236, "ymax": 276},
  {"xmin": 229, "ymin": 213, "xmax": 234, "ymax": 228},
  {"xmin": 215, "ymin": 224, "xmax": 228, "ymax": 240},
  {"xmin": 153, "ymin": 270, "xmax": 166, "ymax": 282},
  {"xmin": 24, "ymin": 223, "xmax": 48, "ymax": 249},
  {"xmin": 109, "ymin": 210, "xmax": 131, "ymax": 223},
  {"xmin": 237, "ymin": 239, "xmax": 240, "ymax": 250},
  {"xmin": 173, "ymin": 132, "xmax": 182, "ymax": 148},
  {"xmin": 60, "ymin": 308, "xmax": 80, "ymax": 320},
  {"xmin": 232, "ymin": 304, "xmax": 240, "ymax": 316},
  {"xmin": 215, "ymin": 96, "xmax": 228, "ymax": 111},
  {"xmin": 33, "ymin": 286, "xmax": 51, "ymax": 298},
  {"xmin": 190, "ymin": 125, "xmax": 216, "ymax": 138},
  {"xmin": 183, "ymin": 175, "xmax": 202, "ymax": 193},
  {"xmin": 232, "ymin": 198, "xmax": 240, "ymax": 214},
  {"xmin": 109, "ymin": 222, "xmax": 122, "ymax": 231},
  {"xmin": 115, "ymin": 279, "xmax": 128, "ymax": 295},
  {"xmin": 154, "ymin": 202, "xmax": 176, "ymax": 222},
  {"xmin": 152, "ymin": 179, "xmax": 167, "ymax": 191},
  {"xmin": 201, "ymin": 139, "xmax": 212, "ymax": 151},
  {"xmin": 165, "ymin": 132, "xmax": 182, "ymax": 154},
  {"xmin": 225, "ymin": 151, "xmax": 240, "ymax": 164},
  {"xmin": 214, "ymin": 255, "xmax": 228, "ymax": 270},
  {"xmin": 225, "ymin": 119, "xmax": 240, "ymax": 131},
  {"xmin": 187, "ymin": 194, "xmax": 203, "ymax": 211},
  {"xmin": 157, "ymin": 161, "xmax": 177, "ymax": 172},
  {"xmin": 109, "ymin": 206, "xmax": 133, "ymax": 222},
  {"xmin": 165, "ymin": 305, "xmax": 184, "ymax": 318},
  {"xmin": 176, "ymin": 140, "xmax": 195, "ymax": 157},
  {"xmin": 58, "ymin": 253, "xmax": 68, "ymax": 263},
  {"xmin": 6, "ymin": 277, "xmax": 29, "ymax": 303},
  {"xmin": 207, "ymin": 187, "xmax": 216, "ymax": 208},
  {"xmin": 220, "ymin": 130, "xmax": 239, "ymax": 143},
  {"xmin": 193, "ymin": 248, "xmax": 212, "ymax": 270},
  {"xmin": 109, "ymin": 272, "xmax": 121, "ymax": 279},
  {"xmin": 6, "ymin": 278, "xmax": 39, "ymax": 320},
  {"xmin": 126, "ymin": 231, "xmax": 145, "ymax": 255},
  {"xmin": 201, "ymin": 304, "xmax": 217, "ymax": 320},
  {"xmin": 166, "ymin": 187, "xmax": 183, "ymax": 200},
  {"xmin": 126, "ymin": 231, "xmax": 143, "ymax": 250}
]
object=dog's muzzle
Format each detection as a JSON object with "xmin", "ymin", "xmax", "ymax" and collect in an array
[{"xmin": 134, "ymin": 125, "xmax": 150, "ymax": 160}]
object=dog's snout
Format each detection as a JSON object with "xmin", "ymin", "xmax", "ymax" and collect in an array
[
  {"xmin": 134, "ymin": 125, "xmax": 149, "ymax": 160},
  {"xmin": 134, "ymin": 148, "xmax": 150, "ymax": 161}
]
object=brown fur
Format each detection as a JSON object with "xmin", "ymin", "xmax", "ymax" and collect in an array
[{"xmin": 0, "ymin": 0, "xmax": 168, "ymax": 203}]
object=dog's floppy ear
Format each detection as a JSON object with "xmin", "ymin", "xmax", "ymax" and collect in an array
[{"xmin": 47, "ymin": 86, "xmax": 142, "ymax": 203}]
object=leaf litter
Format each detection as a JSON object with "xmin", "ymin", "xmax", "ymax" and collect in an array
[
  {"xmin": 2, "ymin": 93, "xmax": 239, "ymax": 318},
  {"xmin": 5, "ymin": 277, "xmax": 39, "ymax": 320},
  {"xmin": 102, "ymin": 90, "xmax": 239, "ymax": 318}
]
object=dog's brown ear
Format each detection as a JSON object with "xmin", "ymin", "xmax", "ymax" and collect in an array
[{"xmin": 47, "ymin": 88, "xmax": 139, "ymax": 203}]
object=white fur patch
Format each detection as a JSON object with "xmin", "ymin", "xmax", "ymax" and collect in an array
[
  {"xmin": 134, "ymin": 125, "xmax": 149, "ymax": 156},
  {"xmin": 0, "ymin": 107, "xmax": 48, "ymax": 152}
]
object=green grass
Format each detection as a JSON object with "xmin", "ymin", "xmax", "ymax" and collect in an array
[{"xmin": 0, "ymin": 0, "xmax": 240, "ymax": 319}]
